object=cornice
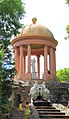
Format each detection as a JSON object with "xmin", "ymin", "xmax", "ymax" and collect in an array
[{"xmin": 11, "ymin": 35, "xmax": 58, "ymax": 46}]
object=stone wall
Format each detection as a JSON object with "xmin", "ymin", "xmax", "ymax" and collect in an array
[
  {"xmin": 47, "ymin": 81, "xmax": 69, "ymax": 106},
  {"xmin": 11, "ymin": 80, "xmax": 69, "ymax": 107}
]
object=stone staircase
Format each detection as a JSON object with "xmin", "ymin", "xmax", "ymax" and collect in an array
[{"xmin": 34, "ymin": 101, "xmax": 69, "ymax": 119}]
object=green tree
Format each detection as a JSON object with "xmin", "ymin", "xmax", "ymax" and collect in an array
[
  {"xmin": 0, "ymin": 0, "xmax": 25, "ymax": 39},
  {"xmin": 0, "ymin": 41, "xmax": 4, "ymax": 114},
  {"xmin": 0, "ymin": 0, "xmax": 25, "ymax": 118},
  {"xmin": 0, "ymin": 0, "xmax": 25, "ymax": 80},
  {"xmin": 66, "ymin": 0, "xmax": 69, "ymax": 4},
  {"xmin": 65, "ymin": 25, "xmax": 69, "ymax": 40},
  {"xmin": 56, "ymin": 68, "xmax": 69, "ymax": 82},
  {"xmin": 65, "ymin": 0, "xmax": 69, "ymax": 39}
]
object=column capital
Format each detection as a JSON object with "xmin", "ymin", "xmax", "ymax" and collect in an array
[
  {"xmin": 44, "ymin": 44, "xmax": 48, "ymax": 47},
  {"xmin": 36, "ymin": 55, "xmax": 40, "ymax": 58},
  {"xmin": 49, "ymin": 46, "xmax": 54, "ymax": 52},
  {"xmin": 13, "ymin": 46, "xmax": 19, "ymax": 53},
  {"xmin": 19, "ymin": 44, "xmax": 23, "ymax": 47},
  {"xmin": 14, "ymin": 46, "xmax": 19, "ymax": 49},
  {"xmin": 28, "ymin": 43, "xmax": 32, "ymax": 46},
  {"xmin": 53, "ymin": 48, "xmax": 56, "ymax": 51},
  {"xmin": 49, "ymin": 46, "xmax": 56, "ymax": 50},
  {"xmin": 49, "ymin": 45, "xmax": 53, "ymax": 48}
]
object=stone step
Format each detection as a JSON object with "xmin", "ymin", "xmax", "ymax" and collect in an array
[
  {"xmin": 35, "ymin": 105, "xmax": 56, "ymax": 109},
  {"xmin": 34, "ymin": 105, "xmax": 69, "ymax": 118},
  {"xmin": 39, "ymin": 114, "xmax": 69, "ymax": 118},
  {"xmin": 38, "ymin": 111, "xmax": 65, "ymax": 115},
  {"xmin": 36, "ymin": 109, "xmax": 60, "ymax": 112},
  {"xmin": 33, "ymin": 100, "xmax": 51, "ymax": 106}
]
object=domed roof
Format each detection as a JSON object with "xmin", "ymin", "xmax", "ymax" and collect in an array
[{"xmin": 21, "ymin": 18, "xmax": 54, "ymax": 38}]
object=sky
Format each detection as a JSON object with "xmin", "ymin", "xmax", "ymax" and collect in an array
[{"xmin": 22, "ymin": 0, "xmax": 69, "ymax": 71}]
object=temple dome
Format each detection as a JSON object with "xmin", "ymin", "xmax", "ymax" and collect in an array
[
  {"xmin": 11, "ymin": 18, "xmax": 58, "ymax": 49},
  {"xmin": 20, "ymin": 18, "xmax": 54, "ymax": 38}
]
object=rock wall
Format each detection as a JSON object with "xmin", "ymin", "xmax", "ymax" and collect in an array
[
  {"xmin": 11, "ymin": 80, "xmax": 69, "ymax": 107},
  {"xmin": 47, "ymin": 81, "xmax": 69, "ymax": 106}
]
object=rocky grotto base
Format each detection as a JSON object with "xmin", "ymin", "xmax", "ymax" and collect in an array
[{"xmin": 9, "ymin": 80, "xmax": 69, "ymax": 119}]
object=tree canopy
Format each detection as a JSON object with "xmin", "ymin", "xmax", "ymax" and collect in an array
[
  {"xmin": 66, "ymin": 0, "xmax": 69, "ymax": 4},
  {"xmin": 0, "ymin": 0, "xmax": 25, "ymax": 117},
  {"xmin": 56, "ymin": 68, "xmax": 69, "ymax": 82},
  {"xmin": 0, "ymin": 0, "xmax": 25, "ymax": 39},
  {"xmin": 0, "ymin": 0, "xmax": 25, "ymax": 80},
  {"xmin": 65, "ymin": 0, "xmax": 69, "ymax": 39},
  {"xmin": 0, "ymin": 40, "xmax": 4, "ymax": 112}
]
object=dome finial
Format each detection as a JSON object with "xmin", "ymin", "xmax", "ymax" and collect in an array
[{"xmin": 32, "ymin": 17, "xmax": 37, "ymax": 24}]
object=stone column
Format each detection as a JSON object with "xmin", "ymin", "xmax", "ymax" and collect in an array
[
  {"xmin": 44, "ymin": 45, "xmax": 48, "ymax": 80},
  {"xmin": 27, "ymin": 44, "xmax": 31, "ymax": 73},
  {"xmin": 24, "ymin": 55, "xmax": 26, "ymax": 73},
  {"xmin": 37, "ymin": 55, "xmax": 40, "ymax": 79},
  {"xmin": 14, "ymin": 46, "xmax": 19, "ymax": 73},
  {"xmin": 53, "ymin": 48, "xmax": 56, "ymax": 77},
  {"xmin": 17, "ymin": 48, "xmax": 20, "ymax": 73},
  {"xmin": 20, "ymin": 45, "xmax": 24, "ymax": 76},
  {"xmin": 49, "ymin": 46, "xmax": 54, "ymax": 76}
]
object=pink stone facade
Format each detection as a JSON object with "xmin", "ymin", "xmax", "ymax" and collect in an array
[{"xmin": 11, "ymin": 20, "xmax": 58, "ymax": 81}]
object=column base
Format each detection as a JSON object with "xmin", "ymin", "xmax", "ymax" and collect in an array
[
  {"xmin": 27, "ymin": 72, "xmax": 32, "ymax": 80},
  {"xmin": 44, "ymin": 73, "xmax": 56, "ymax": 81},
  {"xmin": 44, "ymin": 73, "xmax": 48, "ymax": 80},
  {"xmin": 17, "ymin": 73, "xmax": 24, "ymax": 80},
  {"xmin": 14, "ymin": 73, "xmax": 32, "ymax": 81}
]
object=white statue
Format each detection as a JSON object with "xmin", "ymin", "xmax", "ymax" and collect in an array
[
  {"xmin": 41, "ymin": 81, "xmax": 46, "ymax": 89},
  {"xmin": 31, "ymin": 58, "xmax": 36, "ymax": 73},
  {"xmin": 29, "ymin": 81, "xmax": 39, "ymax": 104},
  {"xmin": 41, "ymin": 81, "xmax": 50, "ymax": 101},
  {"xmin": 31, "ymin": 58, "xmax": 37, "ymax": 79},
  {"xmin": 29, "ymin": 81, "xmax": 51, "ymax": 103}
]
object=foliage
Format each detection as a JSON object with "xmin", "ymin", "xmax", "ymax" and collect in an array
[
  {"xmin": 56, "ymin": 68, "xmax": 69, "ymax": 82},
  {"xmin": 0, "ymin": 41, "xmax": 13, "ymax": 118},
  {"xmin": 0, "ymin": 0, "xmax": 25, "ymax": 118},
  {"xmin": 0, "ymin": 0, "xmax": 25, "ymax": 80},
  {"xmin": 0, "ymin": 40, "xmax": 4, "ymax": 115},
  {"xmin": 66, "ymin": 0, "xmax": 69, "ymax": 4},
  {"xmin": 2, "ymin": 80, "xmax": 13, "ymax": 104},
  {"xmin": 65, "ymin": 25, "xmax": 69, "ymax": 40},
  {"xmin": 1, "ymin": 80, "xmax": 13, "ymax": 119},
  {"xmin": 0, "ymin": 0, "xmax": 25, "ymax": 39},
  {"xmin": 65, "ymin": 0, "xmax": 69, "ymax": 39}
]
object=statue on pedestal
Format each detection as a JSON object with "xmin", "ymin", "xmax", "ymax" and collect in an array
[{"xmin": 31, "ymin": 58, "xmax": 37, "ymax": 79}]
